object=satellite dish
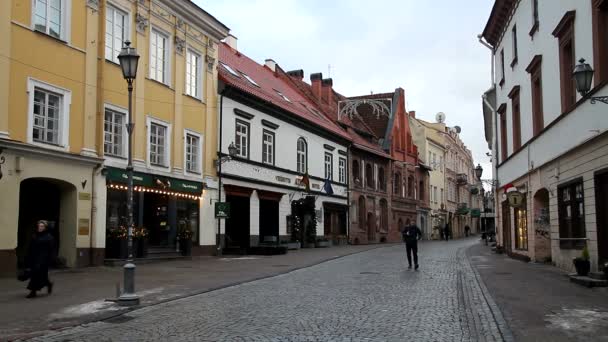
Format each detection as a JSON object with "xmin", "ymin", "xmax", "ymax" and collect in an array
[
  {"xmin": 454, "ymin": 126, "xmax": 462, "ymax": 133},
  {"xmin": 435, "ymin": 112, "xmax": 446, "ymax": 123}
]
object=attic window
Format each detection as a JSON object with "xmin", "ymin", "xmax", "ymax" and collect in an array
[
  {"xmin": 275, "ymin": 89, "xmax": 291, "ymax": 102},
  {"xmin": 220, "ymin": 63, "xmax": 240, "ymax": 77},
  {"xmin": 240, "ymin": 72, "xmax": 260, "ymax": 87}
]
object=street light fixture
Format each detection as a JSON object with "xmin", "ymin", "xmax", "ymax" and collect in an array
[
  {"xmin": 475, "ymin": 164, "xmax": 483, "ymax": 180},
  {"xmin": 573, "ymin": 58, "xmax": 608, "ymax": 105},
  {"xmin": 117, "ymin": 40, "xmax": 140, "ymax": 306}
]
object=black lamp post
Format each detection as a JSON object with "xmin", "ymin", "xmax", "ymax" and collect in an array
[
  {"xmin": 117, "ymin": 41, "xmax": 140, "ymax": 306},
  {"xmin": 573, "ymin": 58, "xmax": 608, "ymax": 104},
  {"xmin": 215, "ymin": 141, "xmax": 239, "ymax": 257}
]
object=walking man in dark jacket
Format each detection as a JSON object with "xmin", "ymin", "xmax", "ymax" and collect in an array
[{"xmin": 402, "ymin": 223, "xmax": 422, "ymax": 270}]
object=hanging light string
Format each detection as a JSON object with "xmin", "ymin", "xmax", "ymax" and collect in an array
[{"xmin": 107, "ymin": 183, "xmax": 202, "ymax": 201}]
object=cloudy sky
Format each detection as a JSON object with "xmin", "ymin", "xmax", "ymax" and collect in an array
[{"xmin": 196, "ymin": 0, "xmax": 495, "ymax": 177}]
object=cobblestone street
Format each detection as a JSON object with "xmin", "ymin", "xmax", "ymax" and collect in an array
[{"xmin": 32, "ymin": 239, "xmax": 511, "ymax": 342}]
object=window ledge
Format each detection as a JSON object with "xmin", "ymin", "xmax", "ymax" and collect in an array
[
  {"xmin": 34, "ymin": 28, "xmax": 68, "ymax": 45},
  {"xmin": 105, "ymin": 154, "xmax": 127, "ymax": 160},
  {"xmin": 146, "ymin": 78, "xmax": 174, "ymax": 91},
  {"xmin": 105, "ymin": 59, "xmax": 121, "ymax": 68},
  {"xmin": 183, "ymin": 93, "xmax": 205, "ymax": 104}
]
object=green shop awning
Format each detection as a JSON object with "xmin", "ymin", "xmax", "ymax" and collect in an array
[
  {"xmin": 105, "ymin": 167, "xmax": 203, "ymax": 194},
  {"xmin": 455, "ymin": 208, "xmax": 470, "ymax": 216},
  {"xmin": 470, "ymin": 208, "xmax": 481, "ymax": 218}
]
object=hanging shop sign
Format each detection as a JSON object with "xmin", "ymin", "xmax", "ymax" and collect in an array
[
  {"xmin": 470, "ymin": 208, "xmax": 481, "ymax": 218},
  {"xmin": 215, "ymin": 202, "xmax": 231, "ymax": 218},
  {"xmin": 507, "ymin": 191, "xmax": 524, "ymax": 208}
]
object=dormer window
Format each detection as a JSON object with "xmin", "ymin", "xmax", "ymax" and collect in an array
[
  {"xmin": 220, "ymin": 62, "xmax": 240, "ymax": 77},
  {"xmin": 275, "ymin": 89, "xmax": 291, "ymax": 102},
  {"xmin": 240, "ymin": 72, "xmax": 260, "ymax": 87}
]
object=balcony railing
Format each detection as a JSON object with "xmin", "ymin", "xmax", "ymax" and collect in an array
[{"xmin": 456, "ymin": 173, "xmax": 468, "ymax": 185}]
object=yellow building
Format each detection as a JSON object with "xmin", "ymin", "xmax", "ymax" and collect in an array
[{"xmin": 0, "ymin": 0, "xmax": 229, "ymax": 275}]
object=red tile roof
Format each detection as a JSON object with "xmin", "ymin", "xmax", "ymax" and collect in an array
[{"xmin": 218, "ymin": 44, "xmax": 351, "ymax": 141}]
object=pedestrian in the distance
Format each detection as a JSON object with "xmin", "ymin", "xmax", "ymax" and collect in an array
[
  {"xmin": 443, "ymin": 223, "xmax": 450, "ymax": 241},
  {"xmin": 402, "ymin": 223, "xmax": 422, "ymax": 270},
  {"xmin": 25, "ymin": 220, "xmax": 55, "ymax": 298},
  {"xmin": 465, "ymin": 225, "xmax": 470, "ymax": 237}
]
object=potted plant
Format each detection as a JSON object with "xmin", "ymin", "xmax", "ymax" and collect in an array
[
  {"xmin": 315, "ymin": 237, "xmax": 331, "ymax": 248},
  {"xmin": 106, "ymin": 226, "xmax": 128, "ymax": 259},
  {"xmin": 134, "ymin": 227, "xmax": 149, "ymax": 258},
  {"xmin": 573, "ymin": 245, "xmax": 591, "ymax": 276},
  {"xmin": 177, "ymin": 223, "xmax": 193, "ymax": 256}
]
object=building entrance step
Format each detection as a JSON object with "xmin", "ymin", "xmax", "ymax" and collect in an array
[{"xmin": 569, "ymin": 274, "xmax": 608, "ymax": 288}]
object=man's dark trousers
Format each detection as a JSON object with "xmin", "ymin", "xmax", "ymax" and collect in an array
[{"xmin": 405, "ymin": 242, "xmax": 418, "ymax": 267}]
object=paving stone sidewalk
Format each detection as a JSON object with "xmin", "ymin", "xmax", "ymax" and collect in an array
[
  {"xmin": 28, "ymin": 239, "xmax": 512, "ymax": 342},
  {"xmin": 0, "ymin": 244, "xmax": 385, "ymax": 341},
  {"xmin": 468, "ymin": 242, "xmax": 608, "ymax": 342}
]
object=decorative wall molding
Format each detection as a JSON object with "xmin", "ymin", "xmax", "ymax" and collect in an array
[
  {"xmin": 86, "ymin": 0, "xmax": 99, "ymax": 11},
  {"xmin": 175, "ymin": 37, "xmax": 186, "ymax": 55},
  {"xmin": 205, "ymin": 55, "xmax": 216, "ymax": 73},
  {"xmin": 136, "ymin": 13, "xmax": 149, "ymax": 34}
]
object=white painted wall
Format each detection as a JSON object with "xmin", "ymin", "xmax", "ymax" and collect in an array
[{"xmin": 493, "ymin": 0, "xmax": 606, "ymax": 185}]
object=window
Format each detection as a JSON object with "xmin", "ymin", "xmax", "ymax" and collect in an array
[
  {"xmin": 28, "ymin": 79, "xmax": 71, "ymax": 149},
  {"xmin": 419, "ymin": 181, "xmax": 425, "ymax": 202},
  {"xmin": 428, "ymin": 151, "xmax": 432, "ymax": 166},
  {"xmin": 150, "ymin": 28, "xmax": 169, "ymax": 84},
  {"xmin": 439, "ymin": 156, "xmax": 443, "ymax": 172},
  {"xmin": 407, "ymin": 176, "xmax": 414, "ymax": 198},
  {"xmin": 430, "ymin": 184, "xmax": 433, "ymax": 202},
  {"xmin": 378, "ymin": 167, "xmax": 385, "ymax": 191},
  {"xmin": 552, "ymin": 11, "xmax": 576, "ymax": 112},
  {"xmin": 434, "ymin": 186, "xmax": 438, "ymax": 204},
  {"xmin": 275, "ymin": 89, "xmax": 291, "ymax": 102},
  {"xmin": 394, "ymin": 173, "xmax": 401, "ymax": 196},
  {"xmin": 498, "ymin": 104, "xmax": 508, "ymax": 162},
  {"xmin": 530, "ymin": 0, "xmax": 539, "ymax": 36},
  {"xmin": 441, "ymin": 188, "xmax": 444, "ymax": 204},
  {"xmin": 499, "ymin": 49, "xmax": 505, "ymax": 87},
  {"xmin": 339, "ymin": 158, "xmax": 346, "ymax": 184},
  {"xmin": 324, "ymin": 153, "xmax": 333, "ymax": 180},
  {"xmin": 241, "ymin": 72, "xmax": 260, "ymax": 87},
  {"xmin": 33, "ymin": 0, "xmax": 68, "ymax": 40},
  {"xmin": 592, "ymin": 2, "xmax": 608, "ymax": 85},
  {"xmin": 365, "ymin": 163, "xmax": 373, "ymax": 188},
  {"xmin": 527, "ymin": 55, "xmax": 544, "ymax": 135},
  {"xmin": 380, "ymin": 199, "xmax": 388, "ymax": 232},
  {"xmin": 149, "ymin": 122, "xmax": 168, "ymax": 166},
  {"xmin": 558, "ymin": 179, "xmax": 586, "ymax": 249},
  {"xmin": 262, "ymin": 130, "xmax": 274, "ymax": 165},
  {"xmin": 358, "ymin": 196, "xmax": 366, "ymax": 227},
  {"xmin": 514, "ymin": 199, "xmax": 528, "ymax": 250},
  {"xmin": 297, "ymin": 138, "xmax": 307, "ymax": 173},
  {"xmin": 235, "ymin": 120, "xmax": 249, "ymax": 159},
  {"xmin": 186, "ymin": 49, "xmax": 202, "ymax": 98},
  {"xmin": 105, "ymin": 4, "xmax": 128, "ymax": 63},
  {"xmin": 509, "ymin": 86, "xmax": 521, "ymax": 151},
  {"xmin": 511, "ymin": 25, "xmax": 518, "ymax": 67},
  {"xmin": 184, "ymin": 131, "xmax": 201, "ymax": 173},
  {"xmin": 104, "ymin": 107, "xmax": 125, "ymax": 157},
  {"xmin": 220, "ymin": 63, "xmax": 240, "ymax": 77},
  {"xmin": 352, "ymin": 160, "xmax": 360, "ymax": 183}
]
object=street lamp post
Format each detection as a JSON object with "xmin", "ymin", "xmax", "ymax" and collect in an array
[
  {"xmin": 215, "ymin": 142, "xmax": 239, "ymax": 257},
  {"xmin": 573, "ymin": 58, "xmax": 608, "ymax": 104},
  {"xmin": 117, "ymin": 41, "xmax": 140, "ymax": 306}
]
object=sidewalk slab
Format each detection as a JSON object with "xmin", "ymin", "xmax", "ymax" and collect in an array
[{"xmin": 0, "ymin": 244, "xmax": 389, "ymax": 341}]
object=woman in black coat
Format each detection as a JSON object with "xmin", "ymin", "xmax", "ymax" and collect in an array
[{"xmin": 26, "ymin": 220, "xmax": 55, "ymax": 298}]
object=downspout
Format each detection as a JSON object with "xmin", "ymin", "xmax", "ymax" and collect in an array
[
  {"xmin": 216, "ymin": 91, "xmax": 225, "ymax": 256},
  {"xmin": 346, "ymin": 144, "xmax": 351, "ymax": 242},
  {"xmin": 90, "ymin": 163, "xmax": 102, "ymax": 266}
]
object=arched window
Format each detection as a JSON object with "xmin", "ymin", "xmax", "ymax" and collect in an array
[
  {"xmin": 297, "ymin": 138, "xmax": 307, "ymax": 173},
  {"xmin": 358, "ymin": 196, "xmax": 366, "ymax": 227},
  {"xmin": 380, "ymin": 199, "xmax": 388, "ymax": 232},
  {"xmin": 365, "ymin": 163, "xmax": 373, "ymax": 188},
  {"xmin": 352, "ymin": 160, "xmax": 360, "ymax": 183},
  {"xmin": 378, "ymin": 167, "xmax": 386, "ymax": 191},
  {"xmin": 394, "ymin": 173, "xmax": 401, "ymax": 196},
  {"xmin": 408, "ymin": 176, "xmax": 414, "ymax": 198},
  {"xmin": 419, "ymin": 180, "xmax": 424, "ymax": 201}
]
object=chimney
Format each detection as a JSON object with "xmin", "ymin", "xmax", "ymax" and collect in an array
[
  {"xmin": 321, "ymin": 78, "xmax": 333, "ymax": 104},
  {"xmin": 310, "ymin": 72, "xmax": 323, "ymax": 100},
  {"xmin": 287, "ymin": 69, "xmax": 304, "ymax": 80},
  {"xmin": 265, "ymin": 59, "xmax": 277, "ymax": 72},
  {"xmin": 224, "ymin": 34, "xmax": 238, "ymax": 50},
  {"xmin": 409, "ymin": 110, "xmax": 416, "ymax": 118}
]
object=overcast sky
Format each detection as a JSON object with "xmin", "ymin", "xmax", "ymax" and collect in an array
[{"xmin": 196, "ymin": 0, "xmax": 495, "ymax": 177}]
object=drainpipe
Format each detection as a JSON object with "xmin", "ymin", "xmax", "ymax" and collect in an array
[
  {"xmin": 346, "ymin": 144, "xmax": 351, "ymax": 242},
  {"xmin": 90, "ymin": 163, "xmax": 102, "ymax": 266},
  {"xmin": 217, "ymin": 91, "xmax": 225, "ymax": 257}
]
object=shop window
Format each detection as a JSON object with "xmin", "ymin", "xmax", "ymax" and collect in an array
[
  {"xmin": 514, "ymin": 199, "xmax": 528, "ymax": 250},
  {"xmin": 558, "ymin": 179, "xmax": 586, "ymax": 249}
]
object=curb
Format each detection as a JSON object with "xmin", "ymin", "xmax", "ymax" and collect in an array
[
  {"xmin": 14, "ymin": 244, "xmax": 392, "ymax": 341},
  {"xmin": 466, "ymin": 243, "xmax": 516, "ymax": 342}
]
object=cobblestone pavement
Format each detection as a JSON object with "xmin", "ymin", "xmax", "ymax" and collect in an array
[{"xmin": 30, "ymin": 239, "xmax": 512, "ymax": 342}]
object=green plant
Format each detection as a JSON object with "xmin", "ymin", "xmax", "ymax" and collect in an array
[
  {"xmin": 107, "ymin": 226, "xmax": 128, "ymax": 240},
  {"xmin": 581, "ymin": 245, "xmax": 590, "ymax": 261},
  {"xmin": 133, "ymin": 227, "xmax": 148, "ymax": 239}
]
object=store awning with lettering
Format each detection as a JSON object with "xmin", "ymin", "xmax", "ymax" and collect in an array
[
  {"xmin": 105, "ymin": 167, "xmax": 203, "ymax": 194},
  {"xmin": 105, "ymin": 167, "xmax": 153, "ymax": 187}
]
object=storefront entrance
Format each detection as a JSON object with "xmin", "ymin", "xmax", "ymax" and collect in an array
[
  {"xmin": 225, "ymin": 195, "xmax": 250, "ymax": 250},
  {"xmin": 595, "ymin": 170, "xmax": 608, "ymax": 265}
]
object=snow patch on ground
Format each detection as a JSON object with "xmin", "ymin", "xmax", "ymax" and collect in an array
[
  {"xmin": 546, "ymin": 308, "xmax": 608, "ymax": 333},
  {"xmin": 49, "ymin": 300, "xmax": 122, "ymax": 319},
  {"xmin": 220, "ymin": 257, "xmax": 259, "ymax": 261}
]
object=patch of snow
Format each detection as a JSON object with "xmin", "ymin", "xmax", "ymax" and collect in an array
[
  {"xmin": 220, "ymin": 257, "xmax": 259, "ymax": 261},
  {"xmin": 545, "ymin": 308, "xmax": 608, "ymax": 334},
  {"xmin": 50, "ymin": 300, "xmax": 121, "ymax": 319}
]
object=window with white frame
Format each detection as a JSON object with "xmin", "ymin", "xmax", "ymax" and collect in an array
[
  {"xmin": 150, "ymin": 28, "xmax": 169, "ymax": 84},
  {"xmin": 104, "ymin": 107, "xmax": 125, "ymax": 157},
  {"xmin": 235, "ymin": 119, "xmax": 249, "ymax": 158},
  {"xmin": 262, "ymin": 130, "xmax": 274, "ymax": 165},
  {"xmin": 32, "ymin": 87, "xmax": 62, "ymax": 145},
  {"xmin": 434, "ymin": 186, "xmax": 438, "ymax": 204},
  {"xmin": 325, "ymin": 152, "xmax": 333, "ymax": 180},
  {"xmin": 33, "ymin": 0, "xmax": 68, "ymax": 40},
  {"xmin": 297, "ymin": 138, "xmax": 307, "ymax": 173},
  {"xmin": 185, "ymin": 132, "xmax": 201, "ymax": 173},
  {"xmin": 105, "ymin": 4, "xmax": 128, "ymax": 63},
  {"xmin": 186, "ymin": 49, "xmax": 202, "ymax": 98},
  {"xmin": 149, "ymin": 122, "xmax": 168, "ymax": 166},
  {"xmin": 339, "ymin": 158, "xmax": 346, "ymax": 184}
]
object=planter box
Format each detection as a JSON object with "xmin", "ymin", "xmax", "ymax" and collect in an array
[
  {"xmin": 137, "ymin": 238, "xmax": 149, "ymax": 258},
  {"xmin": 573, "ymin": 259, "xmax": 591, "ymax": 276},
  {"xmin": 315, "ymin": 241, "xmax": 331, "ymax": 248},
  {"xmin": 282, "ymin": 242, "xmax": 301, "ymax": 250}
]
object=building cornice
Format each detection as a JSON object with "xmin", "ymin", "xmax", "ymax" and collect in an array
[{"xmin": 0, "ymin": 139, "xmax": 103, "ymax": 165}]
